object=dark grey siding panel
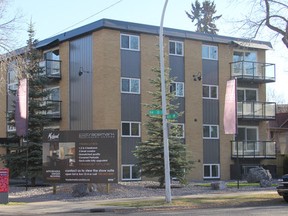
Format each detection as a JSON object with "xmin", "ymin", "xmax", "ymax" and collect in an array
[
  {"xmin": 203, "ymin": 100, "xmax": 219, "ymax": 124},
  {"xmin": 121, "ymin": 50, "xmax": 141, "ymax": 78},
  {"xmin": 202, "ymin": 60, "xmax": 218, "ymax": 85},
  {"xmin": 169, "ymin": 56, "xmax": 184, "ymax": 81},
  {"xmin": 203, "ymin": 140, "xmax": 220, "ymax": 163},
  {"xmin": 174, "ymin": 98, "xmax": 185, "ymax": 123},
  {"xmin": 69, "ymin": 35, "xmax": 93, "ymax": 130},
  {"xmin": 121, "ymin": 137, "xmax": 141, "ymax": 164},
  {"xmin": 121, "ymin": 94, "xmax": 141, "ymax": 121}
]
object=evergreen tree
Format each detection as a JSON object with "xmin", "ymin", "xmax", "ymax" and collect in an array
[
  {"xmin": 134, "ymin": 65, "xmax": 193, "ymax": 187},
  {"xmin": 186, "ymin": 0, "xmax": 222, "ymax": 34},
  {"xmin": 2, "ymin": 23, "xmax": 52, "ymax": 186}
]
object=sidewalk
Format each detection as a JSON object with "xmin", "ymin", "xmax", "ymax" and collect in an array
[{"xmin": 0, "ymin": 190, "xmax": 278, "ymax": 215}]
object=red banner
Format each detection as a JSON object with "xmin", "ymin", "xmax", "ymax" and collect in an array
[
  {"xmin": 15, "ymin": 78, "xmax": 28, "ymax": 137},
  {"xmin": 224, "ymin": 79, "xmax": 237, "ymax": 134},
  {"xmin": 0, "ymin": 168, "xmax": 9, "ymax": 193}
]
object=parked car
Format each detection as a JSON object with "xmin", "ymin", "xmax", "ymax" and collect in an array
[{"xmin": 277, "ymin": 174, "xmax": 288, "ymax": 202}]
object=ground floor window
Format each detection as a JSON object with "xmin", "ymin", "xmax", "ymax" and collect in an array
[
  {"xmin": 203, "ymin": 164, "xmax": 220, "ymax": 179},
  {"xmin": 122, "ymin": 164, "xmax": 141, "ymax": 181}
]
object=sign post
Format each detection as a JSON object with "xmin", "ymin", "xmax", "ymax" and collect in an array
[{"xmin": 0, "ymin": 168, "xmax": 9, "ymax": 204}]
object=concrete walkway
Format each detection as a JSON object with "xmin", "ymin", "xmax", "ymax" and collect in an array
[{"xmin": 0, "ymin": 190, "xmax": 279, "ymax": 215}]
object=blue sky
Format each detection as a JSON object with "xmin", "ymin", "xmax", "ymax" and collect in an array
[{"xmin": 7, "ymin": 0, "xmax": 288, "ymax": 102}]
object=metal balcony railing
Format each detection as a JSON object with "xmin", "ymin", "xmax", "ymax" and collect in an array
[
  {"xmin": 39, "ymin": 60, "xmax": 61, "ymax": 79},
  {"xmin": 231, "ymin": 141, "xmax": 276, "ymax": 159},
  {"xmin": 237, "ymin": 101, "xmax": 276, "ymax": 120},
  {"xmin": 230, "ymin": 61, "xmax": 275, "ymax": 83}
]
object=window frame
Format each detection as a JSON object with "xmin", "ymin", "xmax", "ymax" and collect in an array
[
  {"xmin": 170, "ymin": 82, "xmax": 184, "ymax": 97},
  {"xmin": 203, "ymin": 85, "xmax": 218, "ymax": 99},
  {"xmin": 122, "ymin": 164, "xmax": 141, "ymax": 181},
  {"xmin": 120, "ymin": 34, "xmax": 140, "ymax": 51},
  {"xmin": 170, "ymin": 123, "xmax": 185, "ymax": 138},
  {"xmin": 169, "ymin": 40, "xmax": 184, "ymax": 56},
  {"xmin": 203, "ymin": 124, "xmax": 219, "ymax": 139},
  {"xmin": 121, "ymin": 77, "xmax": 140, "ymax": 94},
  {"xmin": 121, "ymin": 121, "xmax": 141, "ymax": 137},
  {"xmin": 237, "ymin": 126, "xmax": 259, "ymax": 152},
  {"xmin": 203, "ymin": 164, "xmax": 220, "ymax": 179},
  {"xmin": 202, "ymin": 45, "xmax": 218, "ymax": 60}
]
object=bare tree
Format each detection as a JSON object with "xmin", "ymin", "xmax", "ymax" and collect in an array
[{"xmin": 235, "ymin": 0, "xmax": 288, "ymax": 48}]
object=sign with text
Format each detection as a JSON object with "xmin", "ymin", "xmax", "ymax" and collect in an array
[{"xmin": 42, "ymin": 130, "xmax": 118, "ymax": 184}]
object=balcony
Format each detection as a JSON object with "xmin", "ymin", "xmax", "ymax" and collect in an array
[
  {"xmin": 230, "ymin": 61, "xmax": 275, "ymax": 83},
  {"xmin": 45, "ymin": 100, "xmax": 61, "ymax": 119},
  {"xmin": 39, "ymin": 60, "xmax": 61, "ymax": 79},
  {"xmin": 237, "ymin": 101, "xmax": 276, "ymax": 120},
  {"xmin": 231, "ymin": 141, "xmax": 276, "ymax": 159}
]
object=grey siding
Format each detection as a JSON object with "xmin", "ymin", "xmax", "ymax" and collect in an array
[
  {"xmin": 121, "ymin": 47, "xmax": 141, "ymax": 165},
  {"xmin": 69, "ymin": 35, "xmax": 93, "ymax": 130},
  {"xmin": 203, "ymin": 100, "xmax": 219, "ymax": 124},
  {"xmin": 121, "ymin": 94, "xmax": 141, "ymax": 121},
  {"xmin": 121, "ymin": 50, "xmax": 141, "ymax": 78},
  {"xmin": 170, "ymin": 56, "xmax": 185, "ymax": 81},
  {"xmin": 202, "ymin": 60, "xmax": 218, "ymax": 85},
  {"xmin": 203, "ymin": 140, "xmax": 220, "ymax": 163},
  {"xmin": 121, "ymin": 137, "xmax": 141, "ymax": 164}
]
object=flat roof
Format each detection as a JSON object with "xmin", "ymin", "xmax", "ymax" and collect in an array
[{"xmin": 36, "ymin": 18, "xmax": 273, "ymax": 50}]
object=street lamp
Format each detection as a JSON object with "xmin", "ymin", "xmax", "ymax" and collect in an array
[{"xmin": 159, "ymin": 0, "xmax": 171, "ymax": 203}]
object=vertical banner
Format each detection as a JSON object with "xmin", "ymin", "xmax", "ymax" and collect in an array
[
  {"xmin": 0, "ymin": 168, "xmax": 9, "ymax": 193},
  {"xmin": 224, "ymin": 79, "xmax": 237, "ymax": 134},
  {"xmin": 15, "ymin": 78, "xmax": 28, "ymax": 137}
]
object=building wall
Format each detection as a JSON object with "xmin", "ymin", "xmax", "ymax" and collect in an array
[{"xmin": 184, "ymin": 39, "xmax": 203, "ymax": 180}]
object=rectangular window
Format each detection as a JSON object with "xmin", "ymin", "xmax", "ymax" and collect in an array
[
  {"xmin": 169, "ymin": 40, "xmax": 184, "ymax": 56},
  {"xmin": 120, "ymin": 34, "xmax": 140, "ymax": 51},
  {"xmin": 203, "ymin": 164, "xmax": 220, "ymax": 179},
  {"xmin": 121, "ymin": 78, "xmax": 140, "ymax": 94},
  {"xmin": 46, "ymin": 87, "xmax": 60, "ymax": 115},
  {"xmin": 170, "ymin": 82, "xmax": 184, "ymax": 97},
  {"xmin": 202, "ymin": 45, "xmax": 218, "ymax": 60},
  {"xmin": 170, "ymin": 123, "xmax": 185, "ymax": 138},
  {"xmin": 203, "ymin": 124, "xmax": 219, "ymax": 139},
  {"xmin": 121, "ymin": 121, "xmax": 141, "ymax": 137},
  {"xmin": 203, "ymin": 85, "xmax": 218, "ymax": 99},
  {"xmin": 122, "ymin": 164, "xmax": 141, "ymax": 181}
]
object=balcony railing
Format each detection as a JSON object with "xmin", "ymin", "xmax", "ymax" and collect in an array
[
  {"xmin": 237, "ymin": 101, "xmax": 276, "ymax": 120},
  {"xmin": 45, "ymin": 100, "xmax": 61, "ymax": 119},
  {"xmin": 39, "ymin": 60, "xmax": 61, "ymax": 79},
  {"xmin": 231, "ymin": 141, "xmax": 276, "ymax": 159},
  {"xmin": 230, "ymin": 61, "xmax": 275, "ymax": 83}
]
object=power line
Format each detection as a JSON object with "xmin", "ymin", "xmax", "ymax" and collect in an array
[{"xmin": 52, "ymin": 0, "xmax": 123, "ymax": 36}]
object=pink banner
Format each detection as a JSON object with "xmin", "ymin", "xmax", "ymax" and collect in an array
[
  {"xmin": 0, "ymin": 168, "xmax": 9, "ymax": 193},
  {"xmin": 224, "ymin": 79, "xmax": 237, "ymax": 134},
  {"xmin": 15, "ymin": 78, "xmax": 28, "ymax": 137}
]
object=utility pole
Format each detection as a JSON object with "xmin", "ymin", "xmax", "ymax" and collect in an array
[{"xmin": 159, "ymin": 0, "xmax": 171, "ymax": 203}]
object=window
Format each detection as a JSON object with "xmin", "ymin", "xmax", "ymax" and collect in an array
[
  {"xmin": 238, "ymin": 126, "xmax": 258, "ymax": 152},
  {"xmin": 46, "ymin": 87, "xmax": 60, "ymax": 114},
  {"xmin": 203, "ymin": 124, "xmax": 219, "ymax": 139},
  {"xmin": 237, "ymin": 88, "xmax": 257, "ymax": 101},
  {"xmin": 202, "ymin": 45, "xmax": 218, "ymax": 60},
  {"xmin": 121, "ymin": 121, "xmax": 141, "ymax": 137},
  {"xmin": 203, "ymin": 85, "xmax": 218, "ymax": 99},
  {"xmin": 7, "ymin": 63, "xmax": 18, "ymax": 91},
  {"xmin": 204, "ymin": 164, "xmax": 220, "ymax": 179},
  {"xmin": 121, "ymin": 78, "xmax": 140, "ymax": 94},
  {"xmin": 120, "ymin": 34, "xmax": 140, "ymax": 51},
  {"xmin": 42, "ymin": 49, "xmax": 61, "ymax": 76},
  {"xmin": 122, "ymin": 164, "xmax": 141, "ymax": 180},
  {"xmin": 233, "ymin": 50, "xmax": 257, "ymax": 75},
  {"xmin": 169, "ymin": 40, "xmax": 184, "ymax": 56},
  {"xmin": 170, "ymin": 123, "xmax": 185, "ymax": 138},
  {"xmin": 170, "ymin": 82, "xmax": 184, "ymax": 97}
]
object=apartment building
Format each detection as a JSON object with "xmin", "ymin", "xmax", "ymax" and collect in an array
[{"xmin": 0, "ymin": 19, "xmax": 277, "ymax": 181}]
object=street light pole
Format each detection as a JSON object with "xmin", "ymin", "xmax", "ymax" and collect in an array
[{"xmin": 159, "ymin": 0, "xmax": 171, "ymax": 203}]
